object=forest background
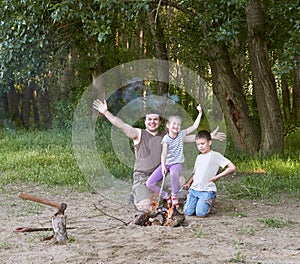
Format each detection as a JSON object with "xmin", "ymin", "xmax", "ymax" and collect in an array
[{"xmin": 0, "ymin": 0, "xmax": 300, "ymax": 194}]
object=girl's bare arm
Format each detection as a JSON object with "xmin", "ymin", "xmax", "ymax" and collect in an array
[{"xmin": 185, "ymin": 105, "xmax": 202, "ymax": 135}]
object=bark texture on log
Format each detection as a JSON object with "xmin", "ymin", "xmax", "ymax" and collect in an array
[{"xmin": 52, "ymin": 214, "xmax": 68, "ymax": 244}]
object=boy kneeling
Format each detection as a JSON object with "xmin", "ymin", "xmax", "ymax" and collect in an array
[{"xmin": 183, "ymin": 130, "xmax": 236, "ymax": 217}]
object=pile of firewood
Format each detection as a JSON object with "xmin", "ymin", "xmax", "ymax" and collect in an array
[{"xmin": 132, "ymin": 205, "xmax": 185, "ymax": 227}]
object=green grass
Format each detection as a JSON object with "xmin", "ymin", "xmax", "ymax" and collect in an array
[
  {"xmin": 258, "ymin": 217, "xmax": 294, "ymax": 228},
  {"xmin": 0, "ymin": 129, "xmax": 89, "ymax": 191},
  {"xmin": 237, "ymin": 226, "xmax": 255, "ymax": 235},
  {"xmin": 0, "ymin": 126, "xmax": 299, "ymax": 202},
  {"xmin": 0, "ymin": 242, "xmax": 12, "ymax": 249},
  {"xmin": 192, "ymin": 225, "xmax": 204, "ymax": 238},
  {"xmin": 219, "ymin": 154, "xmax": 300, "ymax": 201},
  {"xmin": 219, "ymin": 128, "xmax": 300, "ymax": 201},
  {"xmin": 229, "ymin": 251, "xmax": 246, "ymax": 263}
]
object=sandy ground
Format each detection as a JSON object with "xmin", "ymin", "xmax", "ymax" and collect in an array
[{"xmin": 1, "ymin": 181, "xmax": 299, "ymax": 264}]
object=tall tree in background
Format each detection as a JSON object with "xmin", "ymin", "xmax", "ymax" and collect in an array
[
  {"xmin": 293, "ymin": 60, "xmax": 300, "ymax": 123},
  {"xmin": 0, "ymin": 0, "xmax": 56, "ymax": 129},
  {"xmin": 147, "ymin": 4, "xmax": 169, "ymax": 96},
  {"xmin": 0, "ymin": 0, "xmax": 299, "ymax": 155},
  {"xmin": 246, "ymin": 0, "xmax": 284, "ymax": 154},
  {"xmin": 161, "ymin": 0, "xmax": 297, "ymax": 155},
  {"xmin": 162, "ymin": 1, "xmax": 260, "ymax": 153}
]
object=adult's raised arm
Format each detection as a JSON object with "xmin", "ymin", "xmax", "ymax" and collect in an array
[
  {"xmin": 184, "ymin": 126, "xmax": 227, "ymax": 143},
  {"xmin": 210, "ymin": 126, "xmax": 226, "ymax": 141},
  {"xmin": 93, "ymin": 99, "xmax": 139, "ymax": 141}
]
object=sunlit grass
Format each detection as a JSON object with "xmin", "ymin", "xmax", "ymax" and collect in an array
[
  {"xmin": 0, "ymin": 129, "xmax": 88, "ymax": 190},
  {"xmin": 219, "ymin": 155, "xmax": 300, "ymax": 201},
  {"xmin": 219, "ymin": 128, "xmax": 300, "ymax": 201},
  {"xmin": 0, "ymin": 126, "xmax": 299, "ymax": 201}
]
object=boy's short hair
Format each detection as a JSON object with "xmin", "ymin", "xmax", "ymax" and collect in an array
[{"xmin": 196, "ymin": 130, "xmax": 211, "ymax": 141}]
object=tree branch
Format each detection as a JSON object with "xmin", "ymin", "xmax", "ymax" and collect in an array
[
  {"xmin": 149, "ymin": 0, "xmax": 197, "ymax": 17},
  {"xmin": 93, "ymin": 204, "xmax": 130, "ymax": 225}
]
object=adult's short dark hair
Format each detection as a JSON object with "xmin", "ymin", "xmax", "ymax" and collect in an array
[
  {"xmin": 196, "ymin": 130, "xmax": 211, "ymax": 141},
  {"xmin": 145, "ymin": 109, "xmax": 162, "ymax": 121}
]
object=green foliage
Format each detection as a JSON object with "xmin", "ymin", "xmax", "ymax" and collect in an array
[
  {"xmin": 0, "ymin": 0, "xmax": 55, "ymax": 87},
  {"xmin": 268, "ymin": 0, "xmax": 300, "ymax": 75},
  {"xmin": 52, "ymin": 100, "xmax": 76, "ymax": 129},
  {"xmin": 285, "ymin": 127, "xmax": 300, "ymax": 152},
  {"xmin": 68, "ymin": 235, "xmax": 76, "ymax": 243},
  {"xmin": 95, "ymin": 121, "xmax": 133, "ymax": 180},
  {"xmin": 0, "ymin": 0, "xmax": 299, "ymax": 157},
  {"xmin": 193, "ymin": 0, "xmax": 247, "ymax": 46}
]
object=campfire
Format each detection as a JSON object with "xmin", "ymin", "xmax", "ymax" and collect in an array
[{"xmin": 132, "ymin": 201, "xmax": 185, "ymax": 227}]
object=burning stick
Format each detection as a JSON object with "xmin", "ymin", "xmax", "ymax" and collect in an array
[
  {"xmin": 164, "ymin": 207, "xmax": 185, "ymax": 227},
  {"xmin": 132, "ymin": 205, "xmax": 185, "ymax": 227}
]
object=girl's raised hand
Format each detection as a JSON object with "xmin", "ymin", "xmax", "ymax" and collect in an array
[{"xmin": 196, "ymin": 104, "xmax": 202, "ymax": 114}]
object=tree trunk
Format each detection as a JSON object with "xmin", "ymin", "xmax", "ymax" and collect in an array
[
  {"xmin": 0, "ymin": 91, "xmax": 10, "ymax": 128},
  {"xmin": 7, "ymin": 81, "xmax": 21, "ymax": 126},
  {"xmin": 147, "ymin": 7, "xmax": 169, "ymax": 96},
  {"xmin": 91, "ymin": 57, "xmax": 106, "ymax": 98},
  {"xmin": 31, "ymin": 80, "xmax": 40, "ymax": 128},
  {"xmin": 281, "ymin": 74, "xmax": 291, "ymax": 122},
  {"xmin": 293, "ymin": 59, "xmax": 300, "ymax": 123},
  {"xmin": 21, "ymin": 80, "xmax": 33, "ymax": 128},
  {"xmin": 39, "ymin": 87, "xmax": 52, "ymax": 129},
  {"xmin": 246, "ymin": 0, "xmax": 284, "ymax": 155},
  {"xmin": 207, "ymin": 45, "xmax": 260, "ymax": 153}
]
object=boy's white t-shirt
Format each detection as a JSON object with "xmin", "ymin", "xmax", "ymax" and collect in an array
[{"xmin": 191, "ymin": 150, "xmax": 231, "ymax": 192}]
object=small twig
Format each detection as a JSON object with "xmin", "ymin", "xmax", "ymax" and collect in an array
[
  {"xmin": 154, "ymin": 0, "xmax": 163, "ymax": 26},
  {"xmin": 93, "ymin": 204, "xmax": 130, "ymax": 225}
]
